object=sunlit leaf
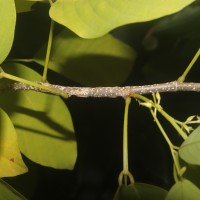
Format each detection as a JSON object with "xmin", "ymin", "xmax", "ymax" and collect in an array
[
  {"xmin": 179, "ymin": 126, "xmax": 200, "ymax": 165},
  {"xmin": 0, "ymin": 179, "xmax": 27, "ymax": 200},
  {"xmin": 0, "ymin": 0, "xmax": 16, "ymax": 64},
  {"xmin": 0, "ymin": 108, "xmax": 28, "ymax": 177},
  {"xmin": 165, "ymin": 179, "xmax": 200, "ymax": 200},
  {"xmin": 0, "ymin": 63, "xmax": 77, "ymax": 169},
  {"xmin": 49, "ymin": 0, "xmax": 195, "ymax": 38},
  {"xmin": 34, "ymin": 29, "xmax": 136, "ymax": 86},
  {"xmin": 114, "ymin": 183, "xmax": 167, "ymax": 200}
]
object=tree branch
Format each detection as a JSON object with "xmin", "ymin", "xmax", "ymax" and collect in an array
[{"xmin": 7, "ymin": 81, "xmax": 200, "ymax": 98}]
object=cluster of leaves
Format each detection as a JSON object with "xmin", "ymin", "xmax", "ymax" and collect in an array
[{"xmin": 0, "ymin": 0, "xmax": 199, "ymax": 199}]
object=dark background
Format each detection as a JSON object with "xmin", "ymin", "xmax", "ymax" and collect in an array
[{"xmin": 3, "ymin": 1, "xmax": 200, "ymax": 199}]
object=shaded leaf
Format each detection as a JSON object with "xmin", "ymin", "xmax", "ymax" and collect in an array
[
  {"xmin": 34, "ymin": 29, "xmax": 136, "ymax": 86},
  {"xmin": 0, "ymin": 108, "xmax": 28, "ymax": 177},
  {"xmin": 0, "ymin": 0, "xmax": 16, "ymax": 64},
  {"xmin": 49, "ymin": 0, "xmax": 195, "ymax": 38},
  {"xmin": 180, "ymin": 158, "xmax": 200, "ymax": 188},
  {"xmin": 0, "ymin": 179, "xmax": 27, "ymax": 200},
  {"xmin": 179, "ymin": 126, "xmax": 200, "ymax": 165},
  {"xmin": 14, "ymin": 0, "xmax": 35, "ymax": 13},
  {"xmin": 165, "ymin": 179, "xmax": 200, "ymax": 200},
  {"xmin": 153, "ymin": 5, "xmax": 200, "ymax": 35},
  {"xmin": 114, "ymin": 183, "xmax": 167, "ymax": 200},
  {"xmin": 115, "ymin": 185, "xmax": 140, "ymax": 200},
  {"xmin": 0, "ymin": 63, "xmax": 77, "ymax": 169},
  {"xmin": 27, "ymin": 0, "xmax": 47, "ymax": 1}
]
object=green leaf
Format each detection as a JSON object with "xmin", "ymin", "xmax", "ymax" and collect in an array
[
  {"xmin": 34, "ymin": 29, "xmax": 136, "ymax": 86},
  {"xmin": 0, "ymin": 63, "xmax": 77, "ymax": 169},
  {"xmin": 180, "ymin": 158, "xmax": 200, "ymax": 188},
  {"xmin": 0, "ymin": 179, "xmax": 27, "ymax": 200},
  {"xmin": 179, "ymin": 126, "xmax": 200, "ymax": 165},
  {"xmin": 49, "ymin": 0, "xmax": 195, "ymax": 38},
  {"xmin": 134, "ymin": 183, "xmax": 167, "ymax": 200},
  {"xmin": 115, "ymin": 185, "xmax": 140, "ymax": 200},
  {"xmin": 14, "ymin": 0, "xmax": 48, "ymax": 13},
  {"xmin": 14, "ymin": 0, "xmax": 35, "ymax": 13},
  {"xmin": 26, "ymin": 0, "xmax": 48, "ymax": 1},
  {"xmin": 0, "ymin": 0, "xmax": 16, "ymax": 64},
  {"xmin": 0, "ymin": 108, "xmax": 28, "ymax": 177},
  {"xmin": 114, "ymin": 183, "xmax": 167, "ymax": 200},
  {"xmin": 165, "ymin": 179, "xmax": 200, "ymax": 200}
]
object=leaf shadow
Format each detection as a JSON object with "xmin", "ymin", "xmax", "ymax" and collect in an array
[{"xmin": 12, "ymin": 106, "xmax": 76, "ymax": 141}]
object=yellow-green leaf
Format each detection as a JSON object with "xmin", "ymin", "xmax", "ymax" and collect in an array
[
  {"xmin": 0, "ymin": 179, "xmax": 27, "ymax": 200},
  {"xmin": 179, "ymin": 126, "xmax": 200, "ymax": 165},
  {"xmin": 0, "ymin": 63, "xmax": 77, "ymax": 170},
  {"xmin": 49, "ymin": 0, "xmax": 195, "ymax": 38},
  {"xmin": 0, "ymin": 108, "xmax": 28, "ymax": 177},
  {"xmin": 0, "ymin": 0, "xmax": 16, "ymax": 64},
  {"xmin": 114, "ymin": 183, "xmax": 167, "ymax": 200},
  {"xmin": 34, "ymin": 29, "xmax": 136, "ymax": 86},
  {"xmin": 165, "ymin": 179, "xmax": 200, "ymax": 200}
]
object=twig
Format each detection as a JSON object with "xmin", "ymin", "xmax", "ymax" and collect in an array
[{"xmin": 7, "ymin": 81, "xmax": 200, "ymax": 98}]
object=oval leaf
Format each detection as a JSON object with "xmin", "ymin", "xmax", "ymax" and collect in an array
[
  {"xmin": 118, "ymin": 184, "xmax": 140, "ymax": 200},
  {"xmin": 134, "ymin": 183, "xmax": 167, "ymax": 200},
  {"xmin": 34, "ymin": 29, "xmax": 136, "ymax": 86},
  {"xmin": 179, "ymin": 126, "xmax": 200, "ymax": 165},
  {"xmin": 0, "ymin": 179, "xmax": 27, "ymax": 200},
  {"xmin": 0, "ymin": 63, "xmax": 77, "ymax": 169},
  {"xmin": 0, "ymin": 108, "xmax": 28, "ymax": 177},
  {"xmin": 49, "ymin": 0, "xmax": 195, "ymax": 38},
  {"xmin": 114, "ymin": 183, "xmax": 167, "ymax": 200},
  {"xmin": 165, "ymin": 179, "xmax": 200, "ymax": 200},
  {"xmin": 0, "ymin": 0, "xmax": 16, "ymax": 64}
]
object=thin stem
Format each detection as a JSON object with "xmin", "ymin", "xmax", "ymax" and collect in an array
[
  {"xmin": 150, "ymin": 109, "xmax": 174, "ymax": 147},
  {"xmin": 133, "ymin": 93, "xmax": 188, "ymax": 140},
  {"xmin": 132, "ymin": 93, "xmax": 152, "ymax": 103},
  {"xmin": 178, "ymin": 48, "xmax": 200, "ymax": 82},
  {"xmin": 159, "ymin": 110, "xmax": 188, "ymax": 140},
  {"xmin": 173, "ymin": 164, "xmax": 179, "ymax": 183},
  {"xmin": 150, "ymin": 109, "xmax": 181, "ymax": 177},
  {"xmin": 123, "ymin": 97, "xmax": 131, "ymax": 174},
  {"xmin": 0, "ymin": 70, "xmax": 68, "ymax": 98},
  {"xmin": 117, "ymin": 97, "xmax": 134, "ymax": 186},
  {"xmin": 118, "ymin": 170, "xmax": 134, "ymax": 186},
  {"xmin": 42, "ymin": 20, "xmax": 54, "ymax": 82},
  {"xmin": 6, "ymin": 59, "xmax": 33, "ymax": 63}
]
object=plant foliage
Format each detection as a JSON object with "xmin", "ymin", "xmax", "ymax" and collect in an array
[
  {"xmin": 49, "ymin": 0, "xmax": 195, "ymax": 38},
  {"xmin": 0, "ymin": 0, "xmax": 16, "ymax": 64},
  {"xmin": 0, "ymin": 0, "xmax": 199, "ymax": 199}
]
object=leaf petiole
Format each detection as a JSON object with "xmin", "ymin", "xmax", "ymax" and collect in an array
[
  {"xmin": 178, "ymin": 48, "xmax": 200, "ymax": 82},
  {"xmin": 133, "ymin": 93, "xmax": 188, "ymax": 140},
  {"xmin": 42, "ymin": 19, "xmax": 55, "ymax": 82},
  {"xmin": 118, "ymin": 97, "xmax": 134, "ymax": 186},
  {"xmin": 150, "ymin": 109, "xmax": 183, "ymax": 179}
]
